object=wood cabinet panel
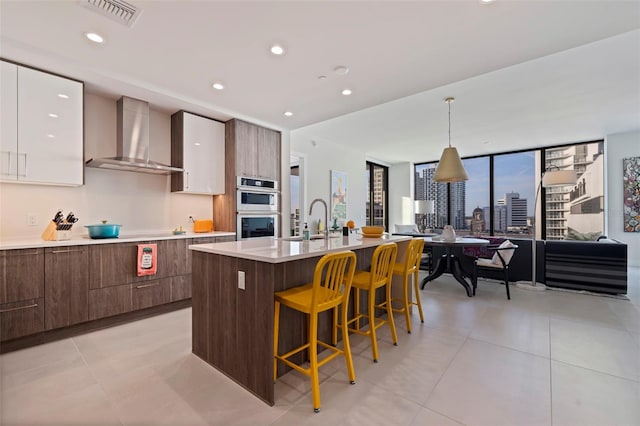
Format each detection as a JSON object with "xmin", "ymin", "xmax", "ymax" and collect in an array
[
  {"xmin": 257, "ymin": 127, "xmax": 280, "ymax": 181},
  {"xmin": 170, "ymin": 274, "xmax": 192, "ymax": 301},
  {"xmin": 132, "ymin": 278, "xmax": 171, "ymax": 311},
  {"xmin": 1, "ymin": 298, "xmax": 44, "ymax": 341},
  {"xmin": 215, "ymin": 235, "xmax": 236, "ymax": 243},
  {"xmin": 233, "ymin": 119, "xmax": 258, "ymax": 178},
  {"xmin": 89, "ymin": 243, "xmax": 137, "ymax": 289},
  {"xmin": 88, "ymin": 284, "xmax": 132, "ymax": 321},
  {"xmin": 162, "ymin": 238, "xmax": 190, "ymax": 276},
  {"xmin": 44, "ymin": 246, "xmax": 89, "ymax": 330},
  {"xmin": 0, "ymin": 248, "xmax": 44, "ymax": 304}
]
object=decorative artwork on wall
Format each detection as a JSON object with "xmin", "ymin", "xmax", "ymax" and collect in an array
[
  {"xmin": 623, "ymin": 156, "xmax": 640, "ymax": 232},
  {"xmin": 330, "ymin": 170, "xmax": 348, "ymax": 221}
]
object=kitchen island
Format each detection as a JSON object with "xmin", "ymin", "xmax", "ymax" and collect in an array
[{"xmin": 189, "ymin": 234, "xmax": 411, "ymax": 405}]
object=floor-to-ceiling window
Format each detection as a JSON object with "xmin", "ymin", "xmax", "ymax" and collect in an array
[
  {"xmin": 414, "ymin": 140, "xmax": 605, "ymax": 240},
  {"xmin": 366, "ymin": 162, "xmax": 388, "ymax": 230}
]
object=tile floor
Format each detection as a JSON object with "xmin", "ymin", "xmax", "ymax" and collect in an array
[{"xmin": 1, "ymin": 268, "xmax": 639, "ymax": 425}]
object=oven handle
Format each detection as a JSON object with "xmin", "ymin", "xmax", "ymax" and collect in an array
[
  {"xmin": 236, "ymin": 186, "xmax": 280, "ymax": 194},
  {"xmin": 236, "ymin": 211, "xmax": 280, "ymax": 216}
]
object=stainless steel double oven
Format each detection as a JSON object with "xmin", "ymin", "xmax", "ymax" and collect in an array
[{"xmin": 236, "ymin": 176, "xmax": 279, "ymax": 239}]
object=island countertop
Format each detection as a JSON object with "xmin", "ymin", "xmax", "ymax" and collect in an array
[{"xmin": 189, "ymin": 234, "xmax": 411, "ymax": 264}]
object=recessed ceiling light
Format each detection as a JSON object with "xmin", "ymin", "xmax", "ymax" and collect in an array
[
  {"xmin": 480, "ymin": 0, "xmax": 495, "ymax": 3},
  {"xmin": 334, "ymin": 66, "xmax": 349, "ymax": 75},
  {"xmin": 48, "ymin": 113, "xmax": 59, "ymax": 118},
  {"xmin": 194, "ymin": 142, "xmax": 201, "ymax": 146},
  {"xmin": 212, "ymin": 83, "xmax": 224, "ymax": 90},
  {"xmin": 47, "ymin": 134, "xmax": 55, "ymax": 138},
  {"xmin": 341, "ymin": 89, "xmax": 352, "ymax": 96},
  {"xmin": 57, "ymin": 93, "xmax": 69, "ymax": 99},
  {"xmin": 85, "ymin": 32, "xmax": 104, "ymax": 43},
  {"xmin": 270, "ymin": 44, "xmax": 285, "ymax": 55},
  {"xmin": 318, "ymin": 75, "xmax": 327, "ymax": 80},
  {"xmin": 284, "ymin": 111, "xmax": 293, "ymax": 117}
]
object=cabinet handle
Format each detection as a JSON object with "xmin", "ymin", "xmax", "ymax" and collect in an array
[
  {"xmin": 18, "ymin": 153, "xmax": 27, "ymax": 177},
  {"xmin": 0, "ymin": 303, "xmax": 39, "ymax": 313},
  {"xmin": 51, "ymin": 249, "xmax": 84, "ymax": 254},
  {"xmin": 185, "ymin": 171, "xmax": 189, "ymax": 189},
  {"xmin": 135, "ymin": 282, "xmax": 159, "ymax": 289},
  {"xmin": 4, "ymin": 249, "xmax": 41, "ymax": 257}
]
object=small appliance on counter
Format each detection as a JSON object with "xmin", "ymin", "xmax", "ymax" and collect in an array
[
  {"xmin": 41, "ymin": 210, "xmax": 79, "ymax": 241},
  {"xmin": 189, "ymin": 216, "xmax": 214, "ymax": 233}
]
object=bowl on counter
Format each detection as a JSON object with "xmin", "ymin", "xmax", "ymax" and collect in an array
[{"xmin": 85, "ymin": 222, "xmax": 122, "ymax": 239}]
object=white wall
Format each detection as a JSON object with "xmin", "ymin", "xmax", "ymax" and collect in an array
[
  {"xmin": 0, "ymin": 92, "xmax": 214, "ymax": 239},
  {"xmin": 290, "ymin": 133, "xmax": 367, "ymax": 233},
  {"xmin": 606, "ymin": 130, "xmax": 640, "ymax": 267},
  {"xmin": 388, "ymin": 162, "xmax": 415, "ymax": 231}
]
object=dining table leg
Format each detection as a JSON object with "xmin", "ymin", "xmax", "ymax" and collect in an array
[{"xmin": 420, "ymin": 247, "xmax": 473, "ymax": 297}]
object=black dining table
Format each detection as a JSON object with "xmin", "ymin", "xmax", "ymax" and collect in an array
[{"xmin": 420, "ymin": 237, "xmax": 489, "ymax": 297}]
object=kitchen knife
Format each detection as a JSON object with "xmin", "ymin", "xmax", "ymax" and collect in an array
[
  {"xmin": 53, "ymin": 210, "xmax": 64, "ymax": 224},
  {"xmin": 66, "ymin": 212, "xmax": 75, "ymax": 223}
]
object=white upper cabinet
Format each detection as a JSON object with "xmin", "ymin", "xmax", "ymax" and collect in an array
[
  {"xmin": 0, "ymin": 61, "xmax": 18, "ymax": 180},
  {"xmin": 171, "ymin": 111, "xmax": 225, "ymax": 195},
  {"xmin": 1, "ymin": 61, "xmax": 84, "ymax": 186}
]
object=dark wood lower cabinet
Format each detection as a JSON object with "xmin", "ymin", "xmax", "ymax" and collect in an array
[
  {"xmin": 132, "ymin": 278, "xmax": 171, "ymax": 310},
  {"xmin": 170, "ymin": 274, "xmax": 192, "ymax": 301},
  {"xmin": 2, "ymin": 234, "xmax": 235, "ymax": 344},
  {"xmin": 45, "ymin": 246, "xmax": 89, "ymax": 330},
  {"xmin": 0, "ymin": 298, "xmax": 45, "ymax": 340},
  {"xmin": 88, "ymin": 284, "xmax": 132, "ymax": 321}
]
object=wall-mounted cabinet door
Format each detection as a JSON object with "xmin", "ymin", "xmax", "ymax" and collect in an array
[
  {"xmin": 45, "ymin": 246, "xmax": 89, "ymax": 330},
  {"xmin": 0, "ymin": 61, "xmax": 18, "ymax": 180},
  {"xmin": 16, "ymin": 66, "xmax": 83, "ymax": 185},
  {"xmin": 233, "ymin": 119, "xmax": 259, "ymax": 178},
  {"xmin": 257, "ymin": 127, "xmax": 280, "ymax": 181},
  {"xmin": 171, "ymin": 111, "xmax": 225, "ymax": 194}
]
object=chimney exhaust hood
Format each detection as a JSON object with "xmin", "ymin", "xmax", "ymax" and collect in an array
[{"xmin": 85, "ymin": 96, "xmax": 183, "ymax": 175}]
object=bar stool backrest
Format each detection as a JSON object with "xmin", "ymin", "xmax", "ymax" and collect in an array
[
  {"xmin": 405, "ymin": 238, "xmax": 425, "ymax": 273},
  {"xmin": 368, "ymin": 242, "xmax": 398, "ymax": 287},
  {"xmin": 311, "ymin": 251, "xmax": 357, "ymax": 313}
]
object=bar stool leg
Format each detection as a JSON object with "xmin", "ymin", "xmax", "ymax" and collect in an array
[
  {"xmin": 368, "ymin": 288, "xmax": 380, "ymax": 362},
  {"xmin": 308, "ymin": 312, "xmax": 321, "ymax": 412},
  {"xmin": 386, "ymin": 281, "xmax": 398, "ymax": 346},
  {"xmin": 341, "ymin": 303, "xmax": 356, "ymax": 385},
  {"xmin": 402, "ymin": 273, "xmax": 412, "ymax": 333},
  {"xmin": 412, "ymin": 269, "xmax": 425, "ymax": 323},
  {"xmin": 273, "ymin": 300, "xmax": 281, "ymax": 383}
]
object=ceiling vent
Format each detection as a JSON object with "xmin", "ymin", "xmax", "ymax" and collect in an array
[{"xmin": 82, "ymin": 0, "xmax": 142, "ymax": 27}]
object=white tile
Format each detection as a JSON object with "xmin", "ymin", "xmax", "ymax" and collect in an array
[
  {"xmin": 552, "ymin": 361, "xmax": 640, "ymax": 426},
  {"xmin": 550, "ymin": 318, "xmax": 640, "ymax": 381},
  {"xmin": 409, "ymin": 407, "xmax": 465, "ymax": 426},
  {"xmin": 425, "ymin": 339, "xmax": 551, "ymax": 426},
  {"xmin": 469, "ymin": 307, "xmax": 550, "ymax": 357}
]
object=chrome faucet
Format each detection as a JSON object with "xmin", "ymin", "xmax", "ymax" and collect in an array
[{"xmin": 309, "ymin": 198, "xmax": 329, "ymax": 239}]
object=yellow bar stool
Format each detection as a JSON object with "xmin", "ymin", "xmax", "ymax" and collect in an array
[
  {"xmin": 273, "ymin": 250, "xmax": 357, "ymax": 413},
  {"xmin": 391, "ymin": 238, "xmax": 425, "ymax": 333},
  {"xmin": 341, "ymin": 242, "xmax": 398, "ymax": 363}
]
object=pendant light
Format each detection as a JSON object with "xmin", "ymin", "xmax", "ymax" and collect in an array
[{"xmin": 433, "ymin": 97, "xmax": 469, "ymax": 182}]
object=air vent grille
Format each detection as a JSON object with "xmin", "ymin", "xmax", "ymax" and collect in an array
[{"xmin": 82, "ymin": 0, "xmax": 142, "ymax": 27}]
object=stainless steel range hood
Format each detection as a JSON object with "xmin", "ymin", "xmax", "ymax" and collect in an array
[{"xmin": 85, "ymin": 96, "xmax": 183, "ymax": 175}]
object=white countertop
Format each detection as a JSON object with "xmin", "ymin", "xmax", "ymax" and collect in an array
[
  {"xmin": 189, "ymin": 234, "xmax": 411, "ymax": 264},
  {"xmin": 0, "ymin": 231, "xmax": 236, "ymax": 250}
]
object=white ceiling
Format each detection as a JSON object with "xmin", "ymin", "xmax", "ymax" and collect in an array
[{"xmin": 1, "ymin": 1, "xmax": 639, "ymax": 164}]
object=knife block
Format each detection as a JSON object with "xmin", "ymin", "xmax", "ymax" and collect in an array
[
  {"xmin": 41, "ymin": 222, "xmax": 57, "ymax": 241},
  {"xmin": 41, "ymin": 222, "xmax": 72, "ymax": 241}
]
